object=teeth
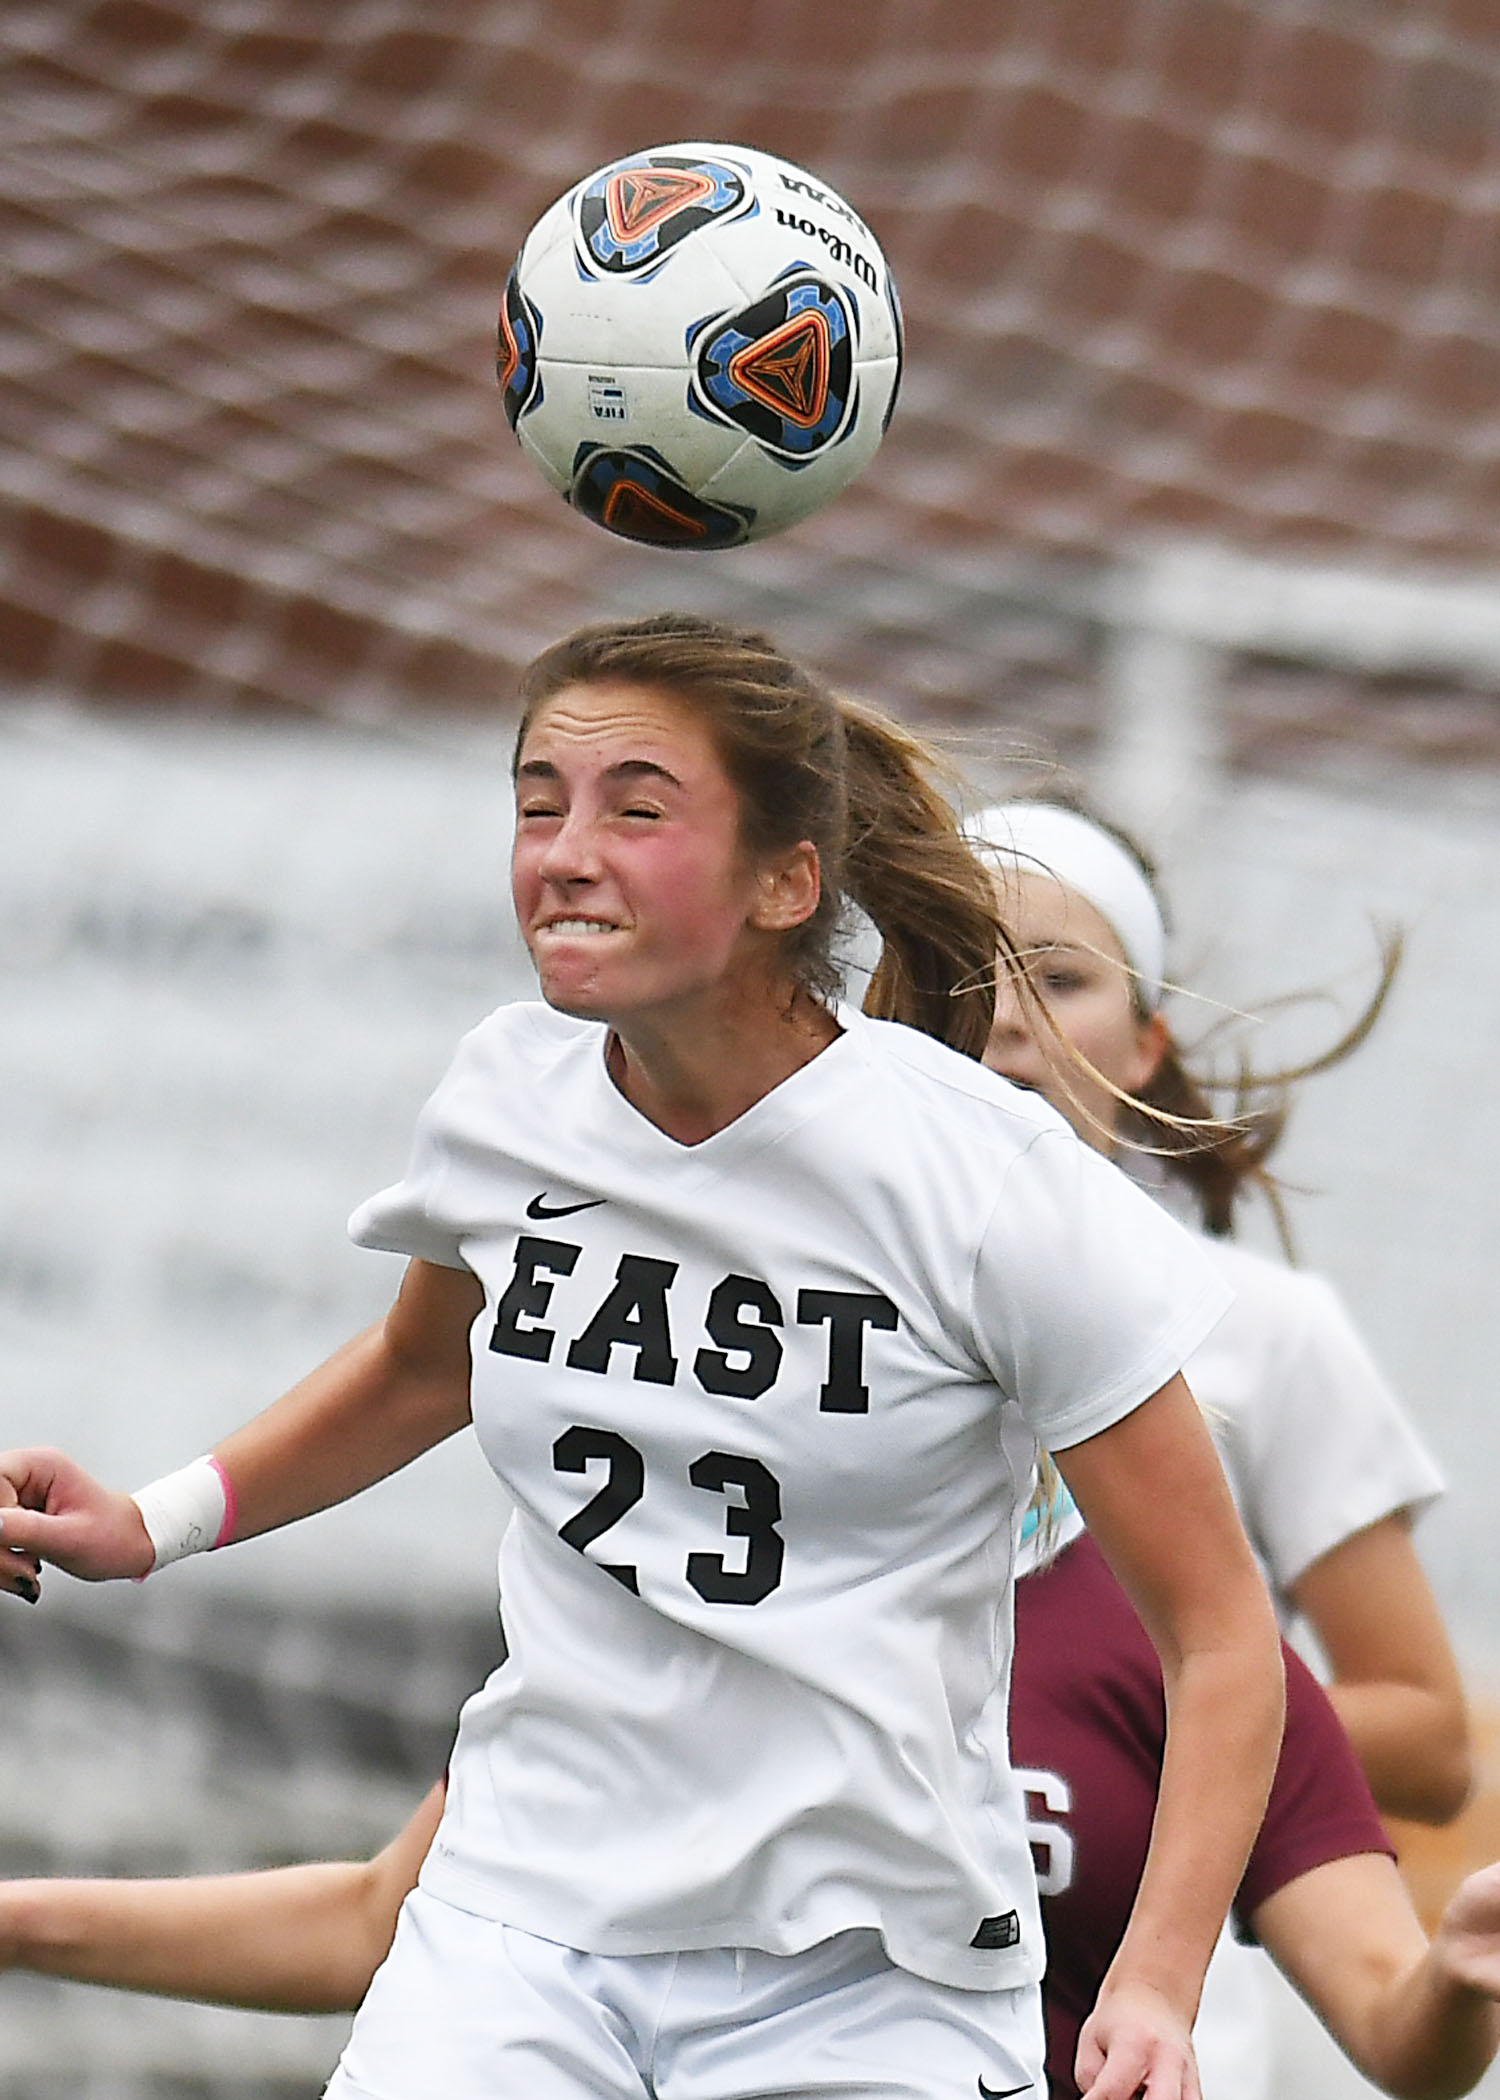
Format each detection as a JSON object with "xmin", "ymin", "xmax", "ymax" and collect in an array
[{"xmin": 546, "ymin": 918, "xmax": 616, "ymax": 935}]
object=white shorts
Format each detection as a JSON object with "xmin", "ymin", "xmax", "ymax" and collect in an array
[{"xmin": 326, "ymin": 1888, "xmax": 1044, "ymax": 2100}]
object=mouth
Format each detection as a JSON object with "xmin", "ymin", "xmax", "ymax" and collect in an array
[{"xmin": 536, "ymin": 917, "xmax": 623, "ymax": 938}]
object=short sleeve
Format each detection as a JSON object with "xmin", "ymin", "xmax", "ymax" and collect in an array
[
  {"xmin": 973, "ymin": 1129, "xmax": 1234, "ymax": 1451},
  {"xmin": 1228, "ymin": 1274, "xmax": 1445, "ymax": 1589},
  {"xmin": 1235, "ymin": 1641, "xmax": 1393, "ymax": 1929},
  {"xmin": 348, "ymin": 1050, "xmax": 472, "ymax": 1271}
]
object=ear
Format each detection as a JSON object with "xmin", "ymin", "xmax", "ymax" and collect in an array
[
  {"xmin": 749, "ymin": 840, "xmax": 821, "ymax": 934},
  {"xmin": 1126, "ymin": 1009, "xmax": 1171, "ymax": 1094}
]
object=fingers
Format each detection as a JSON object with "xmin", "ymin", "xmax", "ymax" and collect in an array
[
  {"xmin": 1144, "ymin": 2055, "xmax": 1194, "ymax": 2100},
  {"xmin": 0, "ymin": 1510, "xmax": 44, "ymax": 1602},
  {"xmin": 0, "ymin": 1447, "xmax": 70, "ymax": 1505},
  {"xmin": 1078, "ymin": 2060, "xmax": 1145, "ymax": 2100},
  {"xmin": 0, "ymin": 1455, "xmax": 153, "ymax": 1583},
  {"xmin": 1, "ymin": 1563, "xmax": 41, "ymax": 1603},
  {"xmin": 1080, "ymin": 2063, "xmax": 1191, "ymax": 2100},
  {"xmin": 0, "ymin": 1506, "xmax": 56, "ymax": 1557},
  {"xmin": 1075, "ymin": 2034, "xmax": 1142, "ymax": 2100},
  {"xmin": 1078, "ymin": 2030, "xmax": 1198, "ymax": 2100},
  {"xmin": 1075, "ymin": 2019, "xmax": 1146, "ymax": 2100},
  {"xmin": 0, "ymin": 1536, "xmax": 42, "ymax": 1604},
  {"xmin": 0, "ymin": 1450, "xmax": 72, "ymax": 1581}
]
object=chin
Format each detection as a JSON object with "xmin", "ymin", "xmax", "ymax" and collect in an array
[
  {"xmin": 986, "ymin": 1067, "xmax": 1043, "ymax": 1097},
  {"xmin": 529, "ymin": 958, "xmax": 607, "ymax": 1018},
  {"xmin": 538, "ymin": 981, "xmax": 611, "ymax": 1021}
]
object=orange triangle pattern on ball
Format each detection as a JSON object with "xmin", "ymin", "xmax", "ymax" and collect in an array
[
  {"xmin": 600, "ymin": 475, "xmax": 715, "ymax": 543},
  {"xmin": 726, "ymin": 310, "xmax": 833, "ymax": 429},
  {"xmin": 605, "ymin": 166, "xmax": 718, "ymax": 245}
]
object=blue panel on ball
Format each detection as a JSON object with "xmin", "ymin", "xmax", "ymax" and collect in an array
[
  {"xmin": 691, "ymin": 272, "xmax": 855, "ymax": 461},
  {"xmin": 496, "ymin": 266, "xmax": 543, "ymax": 429},
  {"xmin": 568, "ymin": 445, "xmax": 754, "ymax": 549}
]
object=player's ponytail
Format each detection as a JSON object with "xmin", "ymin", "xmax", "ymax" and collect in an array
[{"xmin": 837, "ymin": 697, "xmax": 1010, "ymax": 1058}]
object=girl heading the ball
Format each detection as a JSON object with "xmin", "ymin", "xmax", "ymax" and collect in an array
[{"xmin": 0, "ymin": 613, "xmax": 1282, "ymax": 2100}]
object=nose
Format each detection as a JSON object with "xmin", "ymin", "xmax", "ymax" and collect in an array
[
  {"xmin": 535, "ymin": 806, "xmax": 602, "ymax": 885},
  {"xmin": 989, "ymin": 958, "xmax": 1034, "ymax": 1040}
]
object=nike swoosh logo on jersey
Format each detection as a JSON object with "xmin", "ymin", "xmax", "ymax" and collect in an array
[
  {"xmin": 525, "ymin": 1193, "xmax": 605, "ymax": 1220},
  {"xmin": 977, "ymin": 2082, "xmax": 1031, "ymax": 2099}
]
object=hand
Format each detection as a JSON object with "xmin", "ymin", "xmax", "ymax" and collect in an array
[
  {"xmin": 1076, "ymin": 1979, "xmax": 1202, "ymax": 2100},
  {"xmin": 0, "ymin": 1449, "xmax": 154, "ymax": 1596},
  {"xmin": 1434, "ymin": 1862, "xmax": 1500, "ymax": 1998}
]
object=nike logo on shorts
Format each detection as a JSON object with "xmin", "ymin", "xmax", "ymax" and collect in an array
[
  {"xmin": 977, "ymin": 2081, "xmax": 1031, "ymax": 2098},
  {"xmin": 525, "ymin": 1192, "xmax": 605, "ymax": 1220}
]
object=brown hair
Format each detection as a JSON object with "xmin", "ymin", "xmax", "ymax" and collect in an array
[
  {"xmin": 514, "ymin": 612, "xmax": 1011, "ymax": 1057},
  {"xmin": 998, "ymin": 786, "xmax": 1399, "ymax": 1249}
]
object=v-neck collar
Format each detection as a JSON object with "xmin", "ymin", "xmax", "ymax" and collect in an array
[{"xmin": 580, "ymin": 1004, "xmax": 861, "ymax": 1187}]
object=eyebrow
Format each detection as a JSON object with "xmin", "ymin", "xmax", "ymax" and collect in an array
[{"xmin": 515, "ymin": 758, "xmax": 684, "ymax": 788}]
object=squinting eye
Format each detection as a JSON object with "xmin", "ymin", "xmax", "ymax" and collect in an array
[
  {"xmin": 1038, "ymin": 970, "xmax": 1087, "ymax": 996},
  {"xmin": 621, "ymin": 806, "xmax": 661, "ymax": 821}
]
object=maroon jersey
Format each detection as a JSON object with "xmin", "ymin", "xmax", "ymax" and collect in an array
[{"xmin": 1011, "ymin": 1531, "xmax": 1392, "ymax": 2100}]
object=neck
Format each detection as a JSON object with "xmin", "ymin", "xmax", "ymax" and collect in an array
[{"xmin": 607, "ymin": 983, "xmax": 840, "ymax": 1145}]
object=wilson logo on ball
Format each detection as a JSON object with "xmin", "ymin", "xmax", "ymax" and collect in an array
[
  {"xmin": 496, "ymin": 268, "xmax": 543, "ymax": 429},
  {"xmin": 692, "ymin": 273, "xmax": 856, "ymax": 460},
  {"xmin": 568, "ymin": 445, "xmax": 754, "ymax": 549},
  {"xmin": 574, "ymin": 154, "xmax": 751, "ymax": 278}
]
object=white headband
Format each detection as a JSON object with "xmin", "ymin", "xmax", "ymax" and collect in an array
[{"xmin": 970, "ymin": 803, "xmax": 1166, "ymax": 1010}]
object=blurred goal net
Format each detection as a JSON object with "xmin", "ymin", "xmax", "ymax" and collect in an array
[{"xmin": 2, "ymin": 0, "xmax": 1500, "ymax": 736}]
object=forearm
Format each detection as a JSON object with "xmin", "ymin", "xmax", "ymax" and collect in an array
[
  {"xmin": 212, "ymin": 1321, "xmax": 470, "ymax": 1542},
  {"xmin": 1060, "ymin": 1377, "xmax": 1286, "ymax": 2027},
  {"xmin": 1261, "ymin": 1856, "xmax": 1500, "ymax": 2100},
  {"xmin": 1357, "ymin": 1950, "xmax": 1500, "ymax": 2098},
  {"xmin": 209, "ymin": 1258, "xmax": 482, "ymax": 1545},
  {"xmin": 0, "ymin": 1263, "xmax": 481, "ymax": 1592},
  {"xmin": 1292, "ymin": 1516, "xmax": 1473, "ymax": 1827},
  {"xmin": 0, "ymin": 1862, "xmax": 389, "ymax": 2013},
  {"xmin": 1104, "ymin": 1625, "xmax": 1285, "ymax": 2018},
  {"xmin": 1324, "ymin": 1680, "xmax": 1473, "ymax": 1826}
]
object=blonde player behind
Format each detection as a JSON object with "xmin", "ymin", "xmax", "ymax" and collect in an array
[
  {"xmin": 971, "ymin": 794, "xmax": 1472, "ymax": 2100},
  {"xmin": 0, "ymin": 614, "xmax": 1282, "ymax": 2100}
]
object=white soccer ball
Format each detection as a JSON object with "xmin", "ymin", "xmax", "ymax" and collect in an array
[{"xmin": 497, "ymin": 142, "xmax": 903, "ymax": 549}]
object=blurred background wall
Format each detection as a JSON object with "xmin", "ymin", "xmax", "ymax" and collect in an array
[{"xmin": 3, "ymin": 4, "xmax": 1500, "ymax": 2095}]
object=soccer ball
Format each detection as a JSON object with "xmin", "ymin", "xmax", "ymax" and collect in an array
[{"xmin": 496, "ymin": 142, "xmax": 903, "ymax": 550}]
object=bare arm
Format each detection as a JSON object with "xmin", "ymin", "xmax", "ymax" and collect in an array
[
  {"xmin": 1255, "ymin": 1854, "xmax": 1500, "ymax": 2099},
  {"xmin": 0, "ymin": 1259, "xmax": 484, "ymax": 1597},
  {"xmin": 211, "ymin": 1259, "xmax": 482, "ymax": 1540},
  {"xmin": 0, "ymin": 1786, "xmax": 443, "ymax": 2014},
  {"xmin": 1291, "ymin": 1513, "xmax": 1472, "ymax": 1825},
  {"xmin": 1056, "ymin": 1373, "xmax": 1286, "ymax": 2100}
]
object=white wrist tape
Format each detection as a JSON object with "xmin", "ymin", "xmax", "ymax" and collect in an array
[{"xmin": 130, "ymin": 1456, "xmax": 235, "ymax": 1571}]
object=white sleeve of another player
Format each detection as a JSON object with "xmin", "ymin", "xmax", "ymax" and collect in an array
[
  {"xmin": 971, "ymin": 1129, "xmax": 1234, "ymax": 1452},
  {"xmin": 1223, "ymin": 1270, "xmax": 1445, "ymax": 1590}
]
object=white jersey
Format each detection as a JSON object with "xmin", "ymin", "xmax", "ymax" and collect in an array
[
  {"xmin": 349, "ymin": 1001, "xmax": 1230, "ymax": 1991},
  {"xmin": 1181, "ymin": 1235, "xmax": 1443, "ymax": 1608}
]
